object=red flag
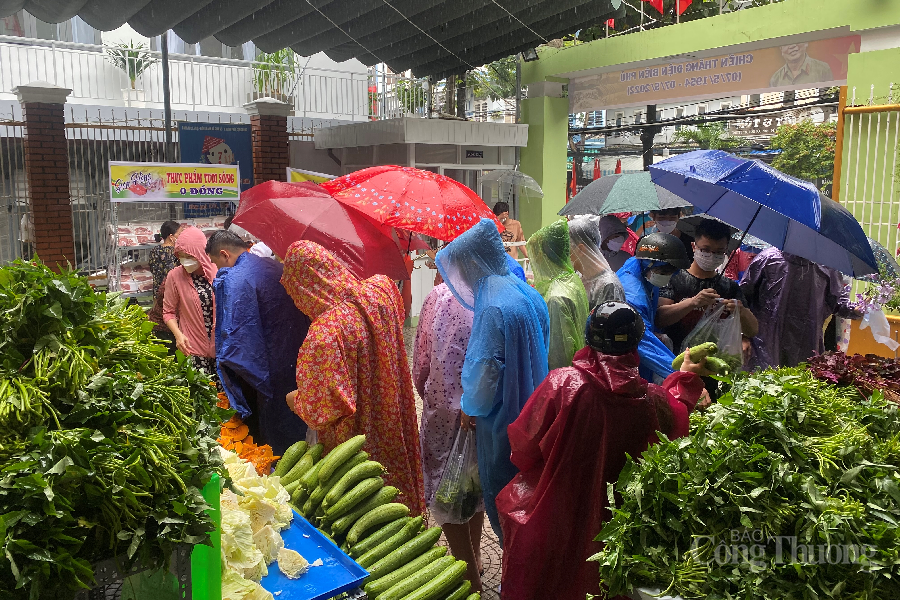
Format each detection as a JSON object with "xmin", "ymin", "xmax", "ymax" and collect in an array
[
  {"xmin": 642, "ymin": 0, "xmax": 664, "ymax": 13},
  {"xmin": 606, "ymin": 18, "xmax": 614, "ymax": 28},
  {"xmin": 614, "ymin": 159, "xmax": 622, "ymax": 174},
  {"xmin": 569, "ymin": 172, "xmax": 578, "ymax": 201},
  {"xmin": 676, "ymin": 0, "xmax": 692, "ymax": 14},
  {"xmin": 593, "ymin": 158, "xmax": 601, "ymax": 180}
]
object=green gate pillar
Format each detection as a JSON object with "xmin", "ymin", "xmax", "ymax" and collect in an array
[{"xmin": 519, "ymin": 81, "xmax": 569, "ymax": 237}]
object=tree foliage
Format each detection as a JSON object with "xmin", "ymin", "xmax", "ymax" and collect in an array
[
  {"xmin": 672, "ymin": 122, "xmax": 743, "ymax": 150},
  {"xmin": 569, "ymin": 0, "xmax": 786, "ymax": 43},
  {"xmin": 470, "ymin": 56, "xmax": 517, "ymax": 100},
  {"xmin": 769, "ymin": 119, "xmax": 837, "ymax": 182}
]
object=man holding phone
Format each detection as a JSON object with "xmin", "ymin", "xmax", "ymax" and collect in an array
[{"xmin": 656, "ymin": 219, "xmax": 758, "ymax": 368}]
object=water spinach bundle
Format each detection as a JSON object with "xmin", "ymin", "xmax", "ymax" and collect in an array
[
  {"xmin": 592, "ymin": 367, "xmax": 900, "ymax": 600},
  {"xmin": 0, "ymin": 261, "xmax": 228, "ymax": 599}
]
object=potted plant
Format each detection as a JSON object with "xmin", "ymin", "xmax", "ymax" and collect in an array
[
  {"xmin": 251, "ymin": 49, "xmax": 296, "ymax": 106},
  {"xmin": 106, "ymin": 41, "xmax": 158, "ymax": 107}
]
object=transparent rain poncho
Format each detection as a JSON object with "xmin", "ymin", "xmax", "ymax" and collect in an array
[
  {"xmin": 436, "ymin": 218, "xmax": 550, "ymax": 542},
  {"xmin": 526, "ymin": 219, "xmax": 591, "ymax": 371},
  {"xmin": 568, "ymin": 216, "xmax": 626, "ymax": 310}
]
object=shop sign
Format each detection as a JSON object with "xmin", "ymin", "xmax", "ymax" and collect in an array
[
  {"xmin": 729, "ymin": 107, "xmax": 827, "ymax": 137},
  {"xmin": 109, "ymin": 162, "xmax": 240, "ymax": 202},
  {"xmin": 466, "ymin": 150, "xmax": 484, "ymax": 158},
  {"xmin": 570, "ymin": 35, "xmax": 859, "ymax": 112}
]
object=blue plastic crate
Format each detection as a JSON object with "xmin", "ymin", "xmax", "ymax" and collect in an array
[{"xmin": 260, "ymin": 511, "xmax": 368, "ymax": 600}]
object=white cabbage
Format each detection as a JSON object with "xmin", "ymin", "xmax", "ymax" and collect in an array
[
  {"xmin": 253, "ymin": 525, "xmax": 284, "ymax": 564},
  {"xmin": 277, "ymin": 548, "xmax": 309, "ymax": 579},
  {"xmin": 218, "ymin": 447, "xmax": 299, "ymax": 597}
]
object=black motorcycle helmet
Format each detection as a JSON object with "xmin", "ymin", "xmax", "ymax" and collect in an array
[
  {"xmin": 634, "ymin": 232, "xmax": 691, "ymax": 270},
  {"xmin": 584, "ymin": 302, "xmax": 645, "ymax": 355}
]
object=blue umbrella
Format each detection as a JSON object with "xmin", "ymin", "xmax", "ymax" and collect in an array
[{"xmin": 649, "ymin": 150, "xmax": 878, "ymax": 277}]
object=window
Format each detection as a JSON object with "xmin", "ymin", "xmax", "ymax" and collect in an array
[
  {"xmin": 720, "ymin": 102, "xmax": 732, "ymax": 111},
  {"xmin": 698, "ymin": 104, "xmax": 707, "ymax": 115},
  {"xmin": 675, "ymin": 107, "xmax": 684, "ymax": 131},
  {"xmin": 634, "ymin": 111, "xmax": 643, "ymax": 124},
  {"xmin": 656, "ymin": 110, "xmax": 663, "ymax": 122},
  {"xmin": 615, "ymin": 111, "xmax": 624, "ymax": 127}
]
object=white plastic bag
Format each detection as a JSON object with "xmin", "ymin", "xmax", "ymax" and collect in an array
[
  {"xmin": 681, "ymin": 302, "xmax": 743, "ymax": 371},
  {"xmin": 860, "ymin": 308, "xmax": 899, "ymax": 351},
  {"xmin": 432, "ymin": 428, "xmax": 481, "ymax": 524}
]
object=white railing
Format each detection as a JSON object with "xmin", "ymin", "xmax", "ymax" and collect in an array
[{"xmin": 0, "ymin": 35, "xmax": 428, "ymax": 121}]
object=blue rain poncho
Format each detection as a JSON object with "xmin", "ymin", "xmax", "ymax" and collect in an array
[
  {"xmin": 214, "ymin": 252, "xmax": 311, "ymax": 456},
  {"xmin": 617, "ymin": 256, "xmax": 676, "ymax": 381},
  {"xmin": 506, "ymin": 253, "xmax": 527, "ymax": 283},
  {"xmin": 437, "ymin": 218, "xmax": 550, "ymax": 542},
  {"xmin": 527, "ymin": 219, "xmax": 591, "ymax": 370}
]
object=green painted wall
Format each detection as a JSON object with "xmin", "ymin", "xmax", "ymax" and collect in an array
[
  {"xmin": 522, "ymin": 0, "xmax": 900, "ymax": 86},
  {"xmin": 518, "ymin": 0, "xmax": 900, "ymax": 231},
  {"xmin": 519, "ymin": 95, "xmax": 570, "ymax": 236}
]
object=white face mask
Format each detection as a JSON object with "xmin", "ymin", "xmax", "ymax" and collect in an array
[
  {"xmin": 605, "ymin": 237, "xmax": 625, "ymax": 252},
  {"xmin": 655, "ymin": 220, "xmax": 678, "ymax": 234},
  {"xmin": 180, "ymin": 257, "xmax": 200, "ymax": 273},
  {"xmin": 694, "ymin": 249, "xmax": 727, "ymax": 272},
  {"xmin": 645, "ymin": 270, "xmax": 673, "ymax": 288}
]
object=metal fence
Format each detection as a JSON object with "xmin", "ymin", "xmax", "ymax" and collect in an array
[
  {"xmin": 838, "ymin": 85, "xmax": 900, "ymax": 258},
  {"xmin": 0, "ymin": 35, "xmax": 427, "ymax": 121},
  {"xmin": 66, "ymin": 110, "xmax": 248, "ymax": 277},
  {"xmin": 0, "ymin": 118, "xmax": 27, "ymax": 265}
]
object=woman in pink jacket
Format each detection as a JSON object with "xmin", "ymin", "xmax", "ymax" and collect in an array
[{"xmin": 163, "ymin": 226, "xmax": 218, "ymax": 375}]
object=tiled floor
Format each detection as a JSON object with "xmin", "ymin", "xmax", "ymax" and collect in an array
[{"xmin": 404, "ymin": 326, "xmax": 502, "ymax": 599}]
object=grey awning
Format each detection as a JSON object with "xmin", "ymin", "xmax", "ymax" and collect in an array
[{"xmin": 4, "ymin": 0, "xmax": 623, "ymax": 78}]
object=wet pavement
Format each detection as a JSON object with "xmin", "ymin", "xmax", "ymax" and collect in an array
[{"xmin": 404, "ymin": 325, "xmax": 502, "ymax": 599}]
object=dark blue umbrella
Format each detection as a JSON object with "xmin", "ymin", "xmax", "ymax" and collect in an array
[{"xmin": 649, "ymin": 150, "xmax": 878, "ymax": 277}]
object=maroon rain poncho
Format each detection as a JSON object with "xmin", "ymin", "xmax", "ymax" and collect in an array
[{"xmin": 496, "ymin": 348, "xmax": 704, "ymax": 600}]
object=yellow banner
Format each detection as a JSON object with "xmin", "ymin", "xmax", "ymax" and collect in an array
[
  {"xmin": 109, "ymin": 161, "xmax": 240, "ymax": 202},
  {"xmin": 287, "ymin": 167, "xmax": 335, "ymax": 184},
  {"xmin": 570, "ymin": 35, "xmax": 860, "ymax": 112}
]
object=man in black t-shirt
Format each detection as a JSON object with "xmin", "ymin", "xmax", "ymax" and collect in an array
[{"xmin": 656, "ymin": 219, "xmax": 759, "ymax": 356}]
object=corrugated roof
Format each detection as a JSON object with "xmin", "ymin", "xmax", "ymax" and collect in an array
[{"xmin": 1, "ymin": 0, "xmax": 623, "ymax": 78}]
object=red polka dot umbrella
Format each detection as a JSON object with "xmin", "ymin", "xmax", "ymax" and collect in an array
[{"xmin": 319, "ymin": 165, "xmax": 503, "ymax": 242}]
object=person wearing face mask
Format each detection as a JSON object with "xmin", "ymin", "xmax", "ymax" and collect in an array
[
  {"xmin": 648, "ymin": 208, "xmax": 694, "ymax": 256},
  {"xmin": 598, "ymin": 215, "xmax": 632, "ymax": 272},
  {"xmin": 205, "ymin": 230, "xmax": 311, "ymax": 455},
  {"xmin": 616, "ymin": 233, "xmax": 692, "ymax": 382},
  {"xmin": 657, "ymin": 219, "xmax": 759, "ymax": 385},
  {"xmin": 569, "ymin": 215, "xmax": 625, "ymax": 310},
  {"xmin": 492, "ymin": 201, "xmax": 528, "ymax": 260},
  {"xmin": 163, "ymin": 226, "xmax": 218, "ymax": 376}
]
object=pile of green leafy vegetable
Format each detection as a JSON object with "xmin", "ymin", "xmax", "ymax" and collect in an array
[
  {"xmin": 0, "ymin": 261, "xmax": 228, "ymax": 599},
  {"xmin": 591, "ymin": 367, "xmax": 900, "ymax": 599}
]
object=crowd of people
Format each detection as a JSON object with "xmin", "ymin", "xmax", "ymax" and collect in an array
[{"xmin": 141, "ymin": 206, "xmax": 861, "ymax": 599}]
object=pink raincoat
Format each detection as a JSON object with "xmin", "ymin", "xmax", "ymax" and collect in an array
[
  {"xmin": 162, "ymin": 226, "xmax": 217, "ymax": 358},
  {"xmin": 412, "ymin": 284, "xmax": 484, "ymax": 522},
  {"xmin": 281, "ymin": 241, "xmax": 426, "ymax": 515}
]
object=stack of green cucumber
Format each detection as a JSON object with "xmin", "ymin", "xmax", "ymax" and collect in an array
[
  {"xmin": 273, "ymin": 435, "xmax": 481, "ymax": 600},
  {"xmin": 671, "ymin": 341, "xmax": 741, "ymax": 374}
]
